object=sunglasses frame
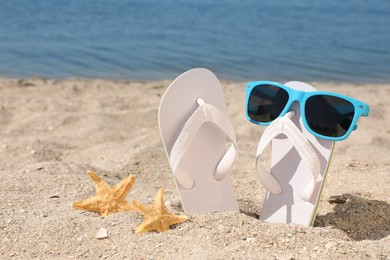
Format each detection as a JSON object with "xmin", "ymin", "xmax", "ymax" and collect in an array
[{"xmin": 245, "ymin": 81, "xmax": 370, "ymax": 141}]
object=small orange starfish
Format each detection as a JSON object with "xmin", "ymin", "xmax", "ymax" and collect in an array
[
  {"xmin": 72, "ymin": 171, "xmax": 135, "ymax": 216},
  {"xmin": 131, "ymin": 189, "xmax": 188, "ymax": 233}
]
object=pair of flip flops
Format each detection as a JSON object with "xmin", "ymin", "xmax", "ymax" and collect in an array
[{"xmin": 158, "ymin": 68, "xmax": 333, "ymax": 227}]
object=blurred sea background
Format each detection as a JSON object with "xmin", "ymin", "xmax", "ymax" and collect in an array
[{"xmin": 0, "ymin": 0, "xmax": 389, "ymax": 83}]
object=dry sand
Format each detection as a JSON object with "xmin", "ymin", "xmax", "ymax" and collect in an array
[{"xmin": 0, "ymin": 77, "xmax": 389, "ymax": 259}]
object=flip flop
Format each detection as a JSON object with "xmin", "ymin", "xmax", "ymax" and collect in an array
[
  {"xmin": 256, "ymin": 81, "xmax": 334, "ymax": 226},
  {"xmin": 158, "ymin": 68, "xmax": 239, "ymax": 214}
]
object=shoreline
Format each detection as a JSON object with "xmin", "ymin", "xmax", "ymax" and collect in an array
[{"xmin": 2, "ymin": 75, "xmax": 390, "ymax": 86}]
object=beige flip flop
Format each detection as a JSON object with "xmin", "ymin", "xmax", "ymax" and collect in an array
[{"xmin": 158, "ymin": 68, "xmax": 239, "ymax": 214}]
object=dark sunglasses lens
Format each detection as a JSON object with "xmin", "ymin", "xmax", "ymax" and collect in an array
[
  {"xmin": 248, "ymin": 84, "xmax": 289, "ymax": 123},
  {"xmin": 305, "ymin": 95, "xmax": 355, "ymax": 137}
]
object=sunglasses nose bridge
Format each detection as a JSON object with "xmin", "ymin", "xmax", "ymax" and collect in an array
[
  {"xmin": 286, "ymin": 91, "xmax": 305, "ymax": 113},
  {"xmin": 294, "ymin": 91, "xmax": 305, "ymax": 102}
]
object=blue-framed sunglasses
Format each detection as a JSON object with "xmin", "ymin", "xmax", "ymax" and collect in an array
[{"xmin": 245, "ymin": 81, "xmax": 370, "ymax": 141}]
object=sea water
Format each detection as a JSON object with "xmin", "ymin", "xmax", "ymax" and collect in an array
[{"xmin": 0, "ymin": 0, "xmax": 389, "ymax": 82}]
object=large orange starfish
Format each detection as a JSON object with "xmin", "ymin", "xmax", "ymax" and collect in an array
[
  {"xmin": 131, "ymin": 189, "xmax": 188, "ymax": 233},
  {"xmin": 72, "ymin": 171, "xmax": 135, "ymax": 216}
]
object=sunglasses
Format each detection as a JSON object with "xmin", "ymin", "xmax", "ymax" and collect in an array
[{"xmin": 245, "ymin": 81, "xmax": 370, "ymax": 141}]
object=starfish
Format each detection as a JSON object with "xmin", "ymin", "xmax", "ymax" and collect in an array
[
  {"xmin": 131, "ymin": 188, "xmax": 188, "ymax": 233},
  {"xmin": 72, "ymin": 171, "xmax": 135, "ymax": 216}
]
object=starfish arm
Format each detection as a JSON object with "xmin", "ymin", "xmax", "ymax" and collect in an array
[
  {"xmin": 153, "ymin": 188, "xmax": 168, "ymax": 214},
  {"xmin": 87, "ymin": 171, "xmax": 112, "ymax": 196},
  {"xmin": 114, "ymin": 175, "xmax": 135, "ymax": 201},
  {"xmin": 164, "ymin": 214, "xmax": 188, "ymax": 226},
  {"xmin": 130, "ymin": 199, "xmax": 152, "ymax": 215},
  {"xmin": 72, "ymin": 196, "xmax": 106, "ymax": 214},
  {"xmin": 135, "ymin": 221, "xmax": 150, "ymax": 233}
]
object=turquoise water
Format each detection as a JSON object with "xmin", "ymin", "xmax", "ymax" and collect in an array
[{"xmin": 0, "ymin": 0, "xmax": 389, "ymax": 82}]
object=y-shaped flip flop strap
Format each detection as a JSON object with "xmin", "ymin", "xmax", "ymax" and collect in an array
[
  {"xmin": 169, "ymin": 99, "xmax": 237, "ymax": 190},
  {"xmin": 256, "ymin": 111, "xmax": 321, "ymax": 203}
]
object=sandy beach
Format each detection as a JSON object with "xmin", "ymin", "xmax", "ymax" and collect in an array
[{"xmin": 0, "ymin": 77, "xmax": 389, "ymax": 259}]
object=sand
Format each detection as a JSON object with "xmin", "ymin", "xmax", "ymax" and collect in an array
[{"xmin": 0, "ymin": 77, "xmax": 389, "ymax": 259}]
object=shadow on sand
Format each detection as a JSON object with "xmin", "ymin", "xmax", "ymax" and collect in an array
[
  {"xmin": 239, "ymin": 199, "xmax": 260, "ymax": 219},
  {"xmin": 314, "ymin": 194, "xmax": 390, "ymax": 241}
]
